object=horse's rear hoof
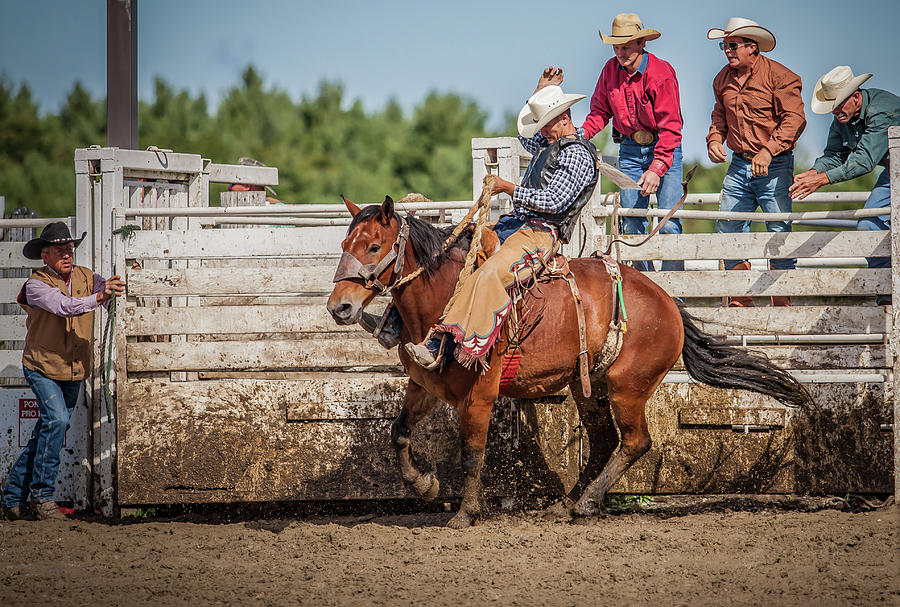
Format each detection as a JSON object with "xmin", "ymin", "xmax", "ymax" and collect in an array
[
  {"xmin": 446, "ymin": 511, "xmax": 475, "ymax": 529},
  {"xmin": 572, "ymin": 497, "xmax": 603, "ymax": 518},
  {"xmin": 542, "ymin": 499, "xmax": 575, "ymax": 521},
  {"xmin": 413, "ymin": 473, "xmax": 440, "ymax": 501}
]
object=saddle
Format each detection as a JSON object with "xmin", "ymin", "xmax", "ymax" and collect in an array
[{"xmin": 484, "ymin": 234, "xmax": 626, "ymax": 399}]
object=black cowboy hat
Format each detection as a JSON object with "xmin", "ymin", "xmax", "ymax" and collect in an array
[{"xmin": 22, "ymin": 222, "xmax": 86, "ymax": 260}]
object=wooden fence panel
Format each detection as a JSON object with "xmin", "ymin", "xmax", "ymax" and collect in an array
[
  {"xmin": 125, "ymin": 227, "xmax": 349, "ymax": 259},
  {"xmin": 126, "ymin": 339, "xmax": 398, "ymax": 372},
  {"xmin": 651, "ymin": 268, "xmax": 888, "ymax": 297},
  {"xmin": 610, "ymin": 231, "xmax": 889, "ymax": 261}
]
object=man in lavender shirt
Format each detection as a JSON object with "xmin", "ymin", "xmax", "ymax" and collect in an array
[{"xmin": 1, "ymin": 222, "xmax": 123, "ymax": 520}]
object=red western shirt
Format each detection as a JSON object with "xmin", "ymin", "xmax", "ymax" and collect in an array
[{"xmin": 582, "ymin": 52, "xmax": 683, "ymax": 177}]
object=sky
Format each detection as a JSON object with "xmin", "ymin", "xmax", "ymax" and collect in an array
[{"xmin": 1, "ymin": 0, "xmax": 898, "ymax": 164}]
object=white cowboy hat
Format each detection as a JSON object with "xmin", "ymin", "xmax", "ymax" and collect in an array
[
  {"xmin": 707, "ymin": 17, "xmax": 776, "ymax": 52},
  {"xmin": 811, "ymin": 65, "xmax": 873, "ymax": 114},
  {"xmin": 517, "ymin": 85, "xmax": 586, "ymax": 138},
  {"xmin": 599, "ymin": 13, "xmax": 660, "ymax": 45}
]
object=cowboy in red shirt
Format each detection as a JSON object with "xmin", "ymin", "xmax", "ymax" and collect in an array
[{"xmin": 581, "ymin": 13, "xmax": 685, "ymax": 271}]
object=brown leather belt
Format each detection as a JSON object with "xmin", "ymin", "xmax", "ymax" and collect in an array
[
  {"xmin": 739, "ymin": 150, "xmax": 790, "ymax": 162},
  {"xmin": 630, "ymin": 130, "xmax": 656, "ymax": 145}
]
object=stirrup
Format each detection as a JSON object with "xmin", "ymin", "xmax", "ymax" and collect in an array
[{"xmin": 404, "ymin": 341, "xmax": 441, "ymax": 370}]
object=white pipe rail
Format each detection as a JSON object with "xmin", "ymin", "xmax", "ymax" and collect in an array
[
  {"xmin": 122, "ymin": 200, "xmax": 497, "ymax": 217},
  {"xmin": 197, "ymin": 217, "xmax": 356, "ymax": 227},
  {"xmin": 640, "ymin": 191, "xmax": 872, "ymax": 206},
  {"xmin": 0, "ymin": 218, "xmax": 71, "ymax": 228},
  {"xmin": 597, "ymin": 207, "xmax": 888, "ymax": 221},
  {"xmin": 724, "ymin": 334, "xmax": 885, "ymax": 345}
]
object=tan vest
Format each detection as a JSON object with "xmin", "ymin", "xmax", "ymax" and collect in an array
[{"xmin": 20, "ymin": 265, "xmax": 96, "ymax": 381}]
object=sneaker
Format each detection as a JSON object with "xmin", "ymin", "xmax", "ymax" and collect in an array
[
  {"xmin": 404, "ymin": 342, "xmax": 439, "ymax": 369},
  {"xmin": 33, "ymin": 501, "xmax": 67, "ymax": 521}
]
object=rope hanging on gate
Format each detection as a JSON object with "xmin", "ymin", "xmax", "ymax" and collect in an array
[{"xmin": 99, "ymin": 224, "xmax": 141, "ymax": 418}]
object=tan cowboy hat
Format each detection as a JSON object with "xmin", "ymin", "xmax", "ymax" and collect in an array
[
  {"xmin": 707, "ymin": 17, "xmax": 776, "ymax": 52},
  {"xmin": 811, "ymin": 65, "xmax": 872, "ymax": 114},
  {"xmin": 517, "ymin": 85, "xmax": 586, "ymax": 138},
  {"xmin": 600, "ymin": 13, "xmax": 660, "ymax": 44}
]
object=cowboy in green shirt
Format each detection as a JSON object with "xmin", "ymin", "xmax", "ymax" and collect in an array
[{"xmin": 790, "ymin": 66, "xmax": 900, "ymax": 293}]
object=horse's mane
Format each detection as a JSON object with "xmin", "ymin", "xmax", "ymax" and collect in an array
[{"xmin": 347, "ymin": 205, "xmax": 473, "ymax": 277}]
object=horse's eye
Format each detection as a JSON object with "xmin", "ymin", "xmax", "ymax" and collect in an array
[{"xmin": 368, "ymin": 244, "xmax": 381, "ymax": 254}]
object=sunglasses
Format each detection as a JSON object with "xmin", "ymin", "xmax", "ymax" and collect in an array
[{"xmin": 719, "ymin": 41, "xmax": 751, "ymax": 51}]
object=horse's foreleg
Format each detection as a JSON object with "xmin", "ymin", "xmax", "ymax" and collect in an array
[
  {"xmin": 566, "ymin": 380, "xmax": 618, "ymax": 505},
  {"xmin": 391, "ymin": 381, "xmax": 441, "ymax": 501},
  {"xmin": 447, "ymin": 397, "xmax": 493, "ymax": 529},
  {"xmin": 572, "ymin": 378, "xmax": 654, "ymax": 517}
]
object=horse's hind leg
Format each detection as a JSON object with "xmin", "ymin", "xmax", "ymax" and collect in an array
[
  {"xmin": 572, "ymin": 372, "xmax": 658, "ymax": 517},
  {"xmin": 392, "ymin": 380, "xmax": 441, "ymax": 500}
]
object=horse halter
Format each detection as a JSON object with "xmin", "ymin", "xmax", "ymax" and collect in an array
[{"xmin": 332, "ymin": 217, "xmax": 410, "ymax": 295}]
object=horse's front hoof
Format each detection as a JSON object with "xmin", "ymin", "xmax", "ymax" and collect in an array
[
  {"xmin": 446, "ymin": 510, "xmax": 475, "ymax": 529},
  {"xmin": 572, "ymin": 497, "xmax": 603, "ymax": 518},
  {"xmin": 413, "ymin": 473, "xmax": 440, "ymax": 501}
]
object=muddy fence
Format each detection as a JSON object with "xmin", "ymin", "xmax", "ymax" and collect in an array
[{"xmin": 1, "ymin": 134, "xmax": 898, "ymax": 515}]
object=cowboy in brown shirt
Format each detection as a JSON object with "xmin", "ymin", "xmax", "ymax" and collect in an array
[{"xmin": 706, "ymin": 17, "xmax": 807, "ymax": 307}]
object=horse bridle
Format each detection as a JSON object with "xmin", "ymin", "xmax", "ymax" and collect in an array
[{"xmin": 332, "ymin": 217, "xmax": 410, "ymax": 295}]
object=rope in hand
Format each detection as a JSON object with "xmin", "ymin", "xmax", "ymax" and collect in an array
[
  {"xmin": 99, "ymin": 224, "xmax": 141, "ymax": 418},
  {"xmin": 391, "ymin": 175, "xmax": 495, "ymax": 293},
  {"xmin": 440, "ymin": 175, "xmax": 493, "ymax": 316}
]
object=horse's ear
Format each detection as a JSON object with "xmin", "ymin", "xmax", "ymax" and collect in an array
[
  {"xmin": 378, "ymin": 196, "xmax": 394, "ymax": 225},
  {"xmin": 341, "ymin": 195, "xmax": 361, "ymax": 217}
]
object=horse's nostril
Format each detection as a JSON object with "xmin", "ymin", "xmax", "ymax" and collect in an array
[{"xmin": 335, "ymin": 303, "xmax": 352, "ymax": 319}]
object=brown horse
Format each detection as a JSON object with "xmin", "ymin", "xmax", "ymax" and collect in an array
[{"xmin": 327, "ymin": 196, "xmax": 811, "ymax": 528}]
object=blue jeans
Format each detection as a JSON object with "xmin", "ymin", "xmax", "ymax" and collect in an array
[
  {"xmin": 716, "ymin": 153, "xmax": 796, "ymax": 270},
  {"xmin": 618, "ymin": 138, "xmax": 684, "ymax": 272},
  {"xmin": 856, "ymin": 169, "xmax": 891, "ymax": 269},
  {"xmin": 1, "ymin": 367, "xmax": 82, "ymax": 506}
]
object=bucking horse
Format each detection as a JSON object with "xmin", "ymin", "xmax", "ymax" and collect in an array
[{"xmin": 327, "ymin": 195, "xmax": 812, "ymax": 528}]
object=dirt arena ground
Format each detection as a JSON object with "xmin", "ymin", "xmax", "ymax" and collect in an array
[{"xmin": 1, "ymin": 498, "xmax": 897, "ymax": 607}]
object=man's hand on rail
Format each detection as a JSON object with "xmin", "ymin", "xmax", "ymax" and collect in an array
[
  {"xmin": 637, "ymin": 170, "xmax": 660, "ymax": 196},
  {"xmin": 789, "ymin": 169, "xmax": 830, "ymax": 200},
  {"xmin": 535, "ymin": 67, "xmax": 564, "ymax": 93},
  {"xmin": 487, "ymin": 175, "xmax": 516, "ymax": 197},
  {"xmin": 707, "ymin": 141, "xmax": 727, "ymax": 163}
]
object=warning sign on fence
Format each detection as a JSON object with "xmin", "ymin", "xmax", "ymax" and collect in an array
[{"xmin": 17, "ymin": 398, "xmax": 70, "ymax": 448}]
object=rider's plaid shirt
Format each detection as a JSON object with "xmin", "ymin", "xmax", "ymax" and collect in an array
[{"xmin": 513, "ymin": 128, "xmax": 596, "ymax": 216}]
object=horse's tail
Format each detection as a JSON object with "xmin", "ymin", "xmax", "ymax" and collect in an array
[{"xmin": 679, "ymin": 306, "xmax": 814, "ymax": 409}]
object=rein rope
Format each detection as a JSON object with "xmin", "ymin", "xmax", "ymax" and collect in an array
[
  {"xmin": 602, "ymin": 166, "xmax": 696, "ymax": 256},
  {"xmin": 390, "ymin": 175, "xmax": 495, "ymax": 294},
  {"xmin": 440, "ymin": 176, "xmax": 493, "ymax": 316}
]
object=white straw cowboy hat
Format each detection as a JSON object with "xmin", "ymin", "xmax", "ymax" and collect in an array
[
  {"xmin": 707, "ymin": 17, "xmax": 776, "ymax": 52},
  {"xmin": 811, "ymin": 65, "xmax": 873, "ymax": 114},
  {"xmin": 600, "ymin": 13, "xmax": 660, "ymax": 45},
  {"xmin": 517, "ymin": 85, "xmax": 586, "ymax": 138}
]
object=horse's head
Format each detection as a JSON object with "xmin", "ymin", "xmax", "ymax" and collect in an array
[{"xmin": 327, "ymin": 195, "xmax": 405, "ymax": 325}]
